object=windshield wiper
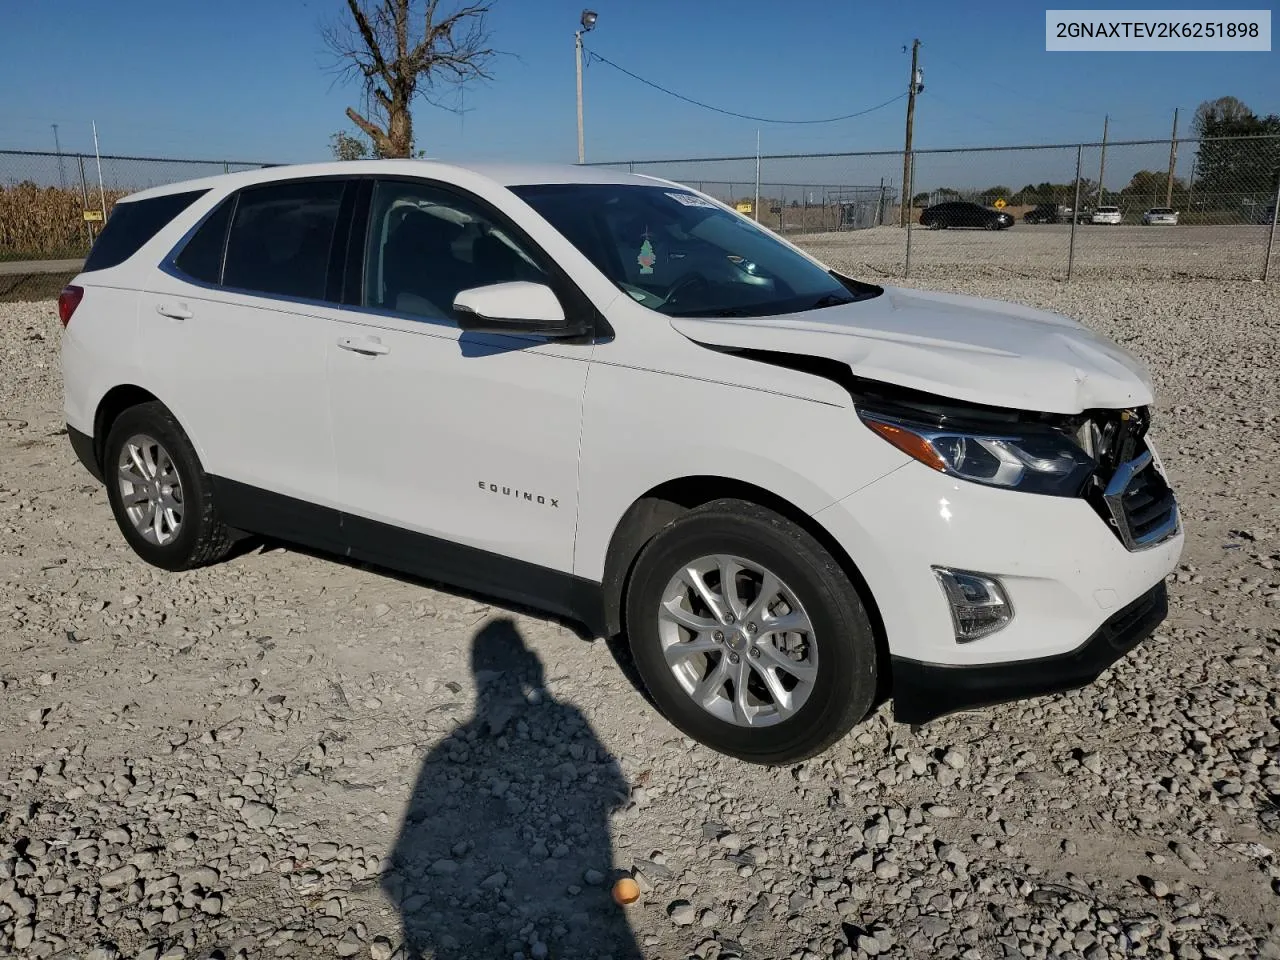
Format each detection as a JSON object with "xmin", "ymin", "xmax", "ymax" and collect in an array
[
  {"xmin": 678, "ymin": 307, "xmax": 754, "ymax": 318},
  {"xmin": 804, "ymin": 293, "xmax": 856, "ymax": 311}
]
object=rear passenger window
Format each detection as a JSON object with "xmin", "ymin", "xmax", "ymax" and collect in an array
[
  {"xmin": 173, "ymin": 198, "xmax": 233, "ymax": 284},
  {"xmin": 84, "ymin": 189, "xmax": 207, "ymax": 272},
  {"xmin": 222, "ymin": 180, "xmax": 344, "ymax": 300}
]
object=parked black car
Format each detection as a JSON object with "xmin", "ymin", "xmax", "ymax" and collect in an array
[
  {"xmin": 920, "ymin": 201, "xmax": 1014, "ymax": 230},
  {"xmin": 1023, "ymin": 203, "xmax": 1068, "ymax": 224}
]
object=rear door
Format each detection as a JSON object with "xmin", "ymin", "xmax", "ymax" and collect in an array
[{"xmin": 137, "ymin": 177, "xmax": 354, "ymax": 542}]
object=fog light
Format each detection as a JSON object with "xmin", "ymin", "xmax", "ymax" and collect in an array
[{"xmin": 932, "ymin": 567, "xmax": 1013, "ymax": 642}]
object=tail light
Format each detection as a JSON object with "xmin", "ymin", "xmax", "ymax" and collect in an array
[{"xmin": 57, "ymin": 285, "xmax": 84, "ymax": 327}]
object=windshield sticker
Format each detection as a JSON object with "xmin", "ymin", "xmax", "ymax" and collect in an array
[
  {"xmin": 637, "ymin": 237, "xmax": 656, "ymax": 275},
  {"xmin": 666, "ymin": 191, "xmax": 718, "ymax": 209}
]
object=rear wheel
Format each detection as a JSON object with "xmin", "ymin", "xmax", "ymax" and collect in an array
[
  {"xmin": 104, "ymin": 402, "xmax": 233, "ymax": 571},
  {"xmin": 625, "ymin": 499, "xmax": 877, "ymax": 764}
]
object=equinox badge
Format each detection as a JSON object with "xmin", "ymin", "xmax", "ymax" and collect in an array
[{"xmin": 478, "ymin": 481, "xmax": 559, "ymax": 508}]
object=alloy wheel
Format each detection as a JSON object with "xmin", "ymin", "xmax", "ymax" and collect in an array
[
  {"xmin": 656, "ymin": 554, "xmax": 818, "ymax": 728},
  {"xmin": 116, "ymin": 433, "xmax": 184, "ymax": 545}
]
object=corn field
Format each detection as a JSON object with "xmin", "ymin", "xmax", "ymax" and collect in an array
[
  {"xmin": 0, "ymin": 184, "xmax": 125, "ymax": 260},
  {"xmin": 0, "ymin": 149, "xmax": 270, "ymax": 262}
]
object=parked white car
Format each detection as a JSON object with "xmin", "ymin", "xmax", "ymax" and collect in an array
[
  {"xmin": 1091, "ymin": 206, "xmax": 1122, "ymax": 225},
  {"xmin": 1142, "ymin": 207, "xmax": 1179, "ymax": 225},
  {"xmin": 59, "ymin": 161, "xmax": 1182, "ymax": 763}
]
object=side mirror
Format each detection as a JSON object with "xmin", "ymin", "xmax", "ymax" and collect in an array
[{"xmin": 452, "ymin": 282, "xmax": 585, "ymax": 337}]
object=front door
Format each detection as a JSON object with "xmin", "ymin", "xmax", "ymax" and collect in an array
[{"xmin": 326, "ymin": 178, "xmax": 591, "ymax": 580}]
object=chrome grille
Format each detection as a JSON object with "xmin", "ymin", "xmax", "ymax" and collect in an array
[{"xmin": 1102, "ymin": 450, "xmax": 1179, "ymax": 550}]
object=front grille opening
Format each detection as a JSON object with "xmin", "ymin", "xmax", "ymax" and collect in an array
[
  {"xmin": 1122, "ymin": 466, "xmax": 1177, "ymax": 541},
  {"xmin": 1088, "ymin": 445, "xmax": 1178, "ymax": 550}
]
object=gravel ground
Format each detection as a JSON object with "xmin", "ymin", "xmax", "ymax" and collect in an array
[
  {"xmin": 793, "ymin": 224, "xmax": 1276, "ymax": 282},
  {"xmin": 1, "ymin": 276, "xmax": 1279, "ymax": 960}
]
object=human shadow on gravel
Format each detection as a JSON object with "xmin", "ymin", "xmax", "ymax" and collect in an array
[{"xmin": 383, "ymin": 618, "xmax": 642, "ymax": 960}]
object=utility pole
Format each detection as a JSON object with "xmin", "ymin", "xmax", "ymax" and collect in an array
[
  {"xmin": 899, "ymin": 38, "xmax": 921, "ymax": 227},
  {"xmin": 753, "ymin": 129, "xmax": 761, "ymax": 223},
  {"xmin": 1165, "ymin": 107, "xmax": 1179, "ymax": 208},
  {"xmin": 575, "ymin": 10, "xmax": 598, "ymax": 164},
  {"xmin": 1097, "ymin": 114, "xmax": 1108, "ymax": 205},
  {"xmin": 52, "ymin": 123, "xmax": 67, "ymax": 189}
]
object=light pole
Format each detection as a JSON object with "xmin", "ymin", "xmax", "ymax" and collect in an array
[{"xmin": 576, "ymin": 9, "xmax": 598, "ymax": 164}]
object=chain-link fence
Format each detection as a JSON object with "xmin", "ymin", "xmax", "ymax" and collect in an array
[
  {"xmin": 3, "ymin": 139, "xmax": 1279, "ymax": 280},
  {"xmin": 0, "ymin": 150, "xmax": 271, "ymax": 261},
  {"xmin": 596, "ymin": 135, "xmax": 1280, "ymax": 282}
]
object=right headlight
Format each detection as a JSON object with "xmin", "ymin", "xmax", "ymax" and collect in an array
[{"xmin": 859, "ymin": 410, "xmax": 1096, "ymax": 496}]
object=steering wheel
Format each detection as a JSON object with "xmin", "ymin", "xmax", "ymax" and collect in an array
[{"xmin": 664, "ymin": 273, "xmax": 710, "ymax": 307}]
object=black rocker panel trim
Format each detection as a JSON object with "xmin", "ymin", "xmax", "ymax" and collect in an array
[{"xmin": 209, "ymin": 476, "xmax": 607, "ymax": 636}]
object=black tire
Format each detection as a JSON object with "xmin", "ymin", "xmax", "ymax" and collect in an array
[
  {"xmin": 103, "ymin": 401, "xmax": 233, "ymax": 571},
  {"xmin": 624, "ymin": 499, "xmax": 877, "ymax": 765}
]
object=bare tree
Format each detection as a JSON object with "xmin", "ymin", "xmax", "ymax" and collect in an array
[{"xmin": 324, "ymin": 0, "xmax": 496, "ymax": 158}]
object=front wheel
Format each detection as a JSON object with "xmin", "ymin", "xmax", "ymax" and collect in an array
[{"xmin": 624, "ymin": 500, "xmax": 878, "ymax": 764}]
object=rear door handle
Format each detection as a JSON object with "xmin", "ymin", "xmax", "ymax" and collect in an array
[
  {"xmin": 156, "ymin": 302, "xmax": 193, "ymax": 320},
  {"xmin": 337, "ymin": 336, "xmax": 390, "ymax": 356}
]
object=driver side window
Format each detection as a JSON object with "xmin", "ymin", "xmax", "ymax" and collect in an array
[{"xmin": 363, "ymin": 180, "xmax": 547, "ymax": 322}]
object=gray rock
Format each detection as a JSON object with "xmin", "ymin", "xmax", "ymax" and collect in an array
[
  {"xmin": 1061, "ymin": 901, "xmax": 1091, "ymax": 925},
  {"xmin": 241, "ymin": 801, "xmax": 277, "ymax": 828},
  {"xmin": 178, "ymin": 866, "xmax": 220, "ymax": 890},
  {"xmin": 100, "ymin": 864, "xmax": 139, "ymax": 889},
  {"xmin": 942, "ymin": 748, "xmax": 967, "ymax": 770},
  {"xmin": 669, "ymin": 900, "xmax": 698, "ymax": 926},
  {"xmin": 1173, "ymin": 842, "xmax": 1207, "ymax": 872}
]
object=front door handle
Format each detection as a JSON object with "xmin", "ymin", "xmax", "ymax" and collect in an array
[
  {"xmin": 156, "ymin": 302, "xmax": 193, "ymax": 321},
  {"xmin": 337, "ymin": 336, "xmax": 390, "ymax": 356}
]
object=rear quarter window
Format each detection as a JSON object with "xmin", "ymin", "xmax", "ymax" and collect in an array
[
  {"xmin": 83, "ymin": 189, "xmax": 207, "ymax": 272},
  {"xmin": 172, "ymin": 198, "xmax": 234, "ymax": 285}
]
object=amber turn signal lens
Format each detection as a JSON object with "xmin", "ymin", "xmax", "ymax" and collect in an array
[{"xmin": 863, "ymin": 419, "xmax": 947, "ymax": 472}]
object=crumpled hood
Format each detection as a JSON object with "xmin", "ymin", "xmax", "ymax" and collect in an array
[{"xmin": 670, "ymin": 285, "xmax": 1154, "ymax": 414}]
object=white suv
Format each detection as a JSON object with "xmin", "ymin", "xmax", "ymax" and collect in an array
[
  {"xmin": 60, "ymin": 161, "xmax": 1182, "ymax": 763},
  {"xmin": 1091, "ymin": 206, "xmax": 1122, "ymax": 225}
]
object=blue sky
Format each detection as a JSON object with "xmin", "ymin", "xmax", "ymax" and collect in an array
[{"xmin": 0, "ymin": 0, "xmax": 1275, "ymax": 167}]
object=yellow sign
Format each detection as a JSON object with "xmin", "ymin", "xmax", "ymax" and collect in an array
[
  {"xmin": 993, "ymin": 198, "xmax": 1007, "ymax": 209},
  {"xmin": 83, "ymin": 210, "xmax": 104, "ymax": 222},
  {"xmin": 735, "ymin": 200, "xmax": 753, "ymax": 214}
]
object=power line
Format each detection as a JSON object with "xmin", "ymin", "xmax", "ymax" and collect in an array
[{"xmin": 584, "ymin": 48, "xmax": 907, "ymax": 125}]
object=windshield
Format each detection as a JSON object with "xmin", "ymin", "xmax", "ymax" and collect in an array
[
  {"xmin": 1097, "ymin": 206, "xmax": 1119, "ymax": 213},
  {"xmin": 510, "ymin": 183, "xmax": 878, "ymax": 317}
]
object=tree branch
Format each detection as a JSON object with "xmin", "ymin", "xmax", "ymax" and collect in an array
[
  {"xmin": 346, "ymin": 106, "xmax": 388, "ymax": 147},
  {"xmin": 346, "ymin": 0, "xmax": 394, "ymax": 87}
]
